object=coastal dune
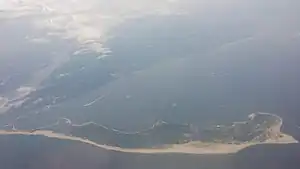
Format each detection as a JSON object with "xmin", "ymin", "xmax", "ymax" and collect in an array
[
  {"xmin": 0, "ymin": 129, "xmax": 297, "ymax": 154},
  {"xmin": 0, "ymin": 133, "xmax": 299, "ymax": 169}
]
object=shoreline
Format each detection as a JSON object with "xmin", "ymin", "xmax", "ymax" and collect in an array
[{"xmin": 0, "ymin": 129, "xmax": 297, "ymax": 155}]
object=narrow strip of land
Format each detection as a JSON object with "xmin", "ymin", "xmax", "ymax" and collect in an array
[{"xmin": 0, "ymin": 130, "xmax": 297, "ymax": 155}]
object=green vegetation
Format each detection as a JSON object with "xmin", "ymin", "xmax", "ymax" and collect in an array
[
  {"xmin": 37, "ymin": 113, "xmax": 284, "ymax": 148},
  {"xmin": 199, "ymin": 113, "xmax": 282, "ymax": 143},
  {"xmin": 70, "ymin": 121, "xmax": 192, "ymax": 148}
]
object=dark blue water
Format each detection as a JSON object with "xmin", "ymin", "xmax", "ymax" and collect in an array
[{"xmin": 1, "ymin": 14, "xmax": 300, "ymax": 133}]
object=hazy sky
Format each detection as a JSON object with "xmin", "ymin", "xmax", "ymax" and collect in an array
[
  {"xmin": 1, "ymin": 0, "xmax": 299, "ymax": 55},
  {"xmin": 0, "ymin": 0, "xmax": 183, "ymax": 55}
]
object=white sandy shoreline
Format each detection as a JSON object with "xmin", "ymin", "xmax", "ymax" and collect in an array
[{"xmin": 0, "ymin": 130, "xmax": 297, "ymax": 155}]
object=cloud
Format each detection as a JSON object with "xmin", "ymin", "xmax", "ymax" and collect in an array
[
  {"xmin": 16, "ymin": 86, "xmax": 35, "ymax": 95},
  {"xmin": 0, "ymin": 0, "xmax": 181, "ymax": 55},
  {"xmin": 0, "ymin": 97, "xmax": 8, "ymax": 108},
  {"xmin": 27, "ymin": 37, "xmax": 50, "ymax": 44}
]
